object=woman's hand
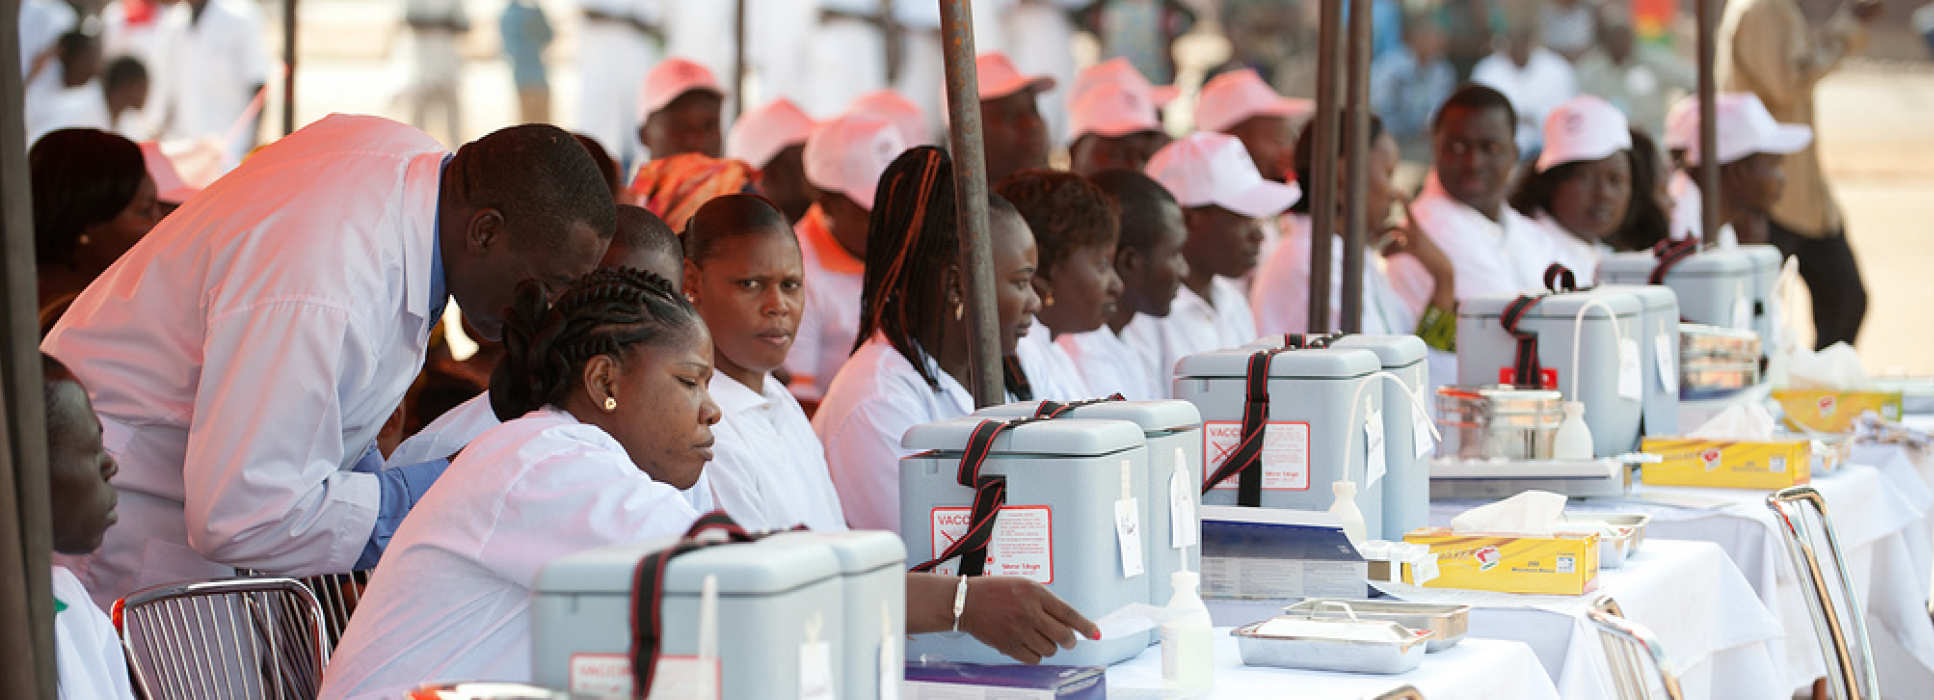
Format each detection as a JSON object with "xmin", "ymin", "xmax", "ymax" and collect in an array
[{"xmin": 905, "ymin": 573, "xmax": 1100, "ymax": 665}]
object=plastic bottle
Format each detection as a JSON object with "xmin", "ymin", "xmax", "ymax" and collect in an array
[
  {"xmin": 1328, "ymin": 480, "xmax": 1367, "ymax": 546},
  {"xmin": 1553, "ymin": 400, "xmax": 1595, "ymax": 460},
  {"xmin": 1160, "ymin": 570, "xmax": 1214, "ymax": 696}
]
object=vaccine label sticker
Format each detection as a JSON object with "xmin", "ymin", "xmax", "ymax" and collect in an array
[
  {"xmin": 1619, "ymin": 338, "xmax": 1644, "ymax": 401},
  {"xmin": 1170, "ymin": 455, "xmax": 1198, "ymax": 549},
  {"xmin": 1203, "ymin": 420, "xmax": 1311, "ymax": 491},
  {"xmin": 1655, "ymin": 334, "xmax": 1678, "ymax": 393},
  {"xmin": 1115, "ymin": 498, "xmax": 1144, "ymax": 579},
  {"xmin": 641, "ymin": 655, "xmax": 721, "ymax": 700},
  {"xmin": 929, "ymin": 506, "xmax": 1054, "ymax": 583},
  {"xmin": 1365, "ymin": 408, "xmax": 1387, "ymax": 486},
  {"xmin": 570, "ymin": 653, "xmax": 635, "ymax": 698}
]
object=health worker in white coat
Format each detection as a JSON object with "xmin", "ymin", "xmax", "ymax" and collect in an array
[
  {"xmin": 42, "ymin": 116, "xmax": 616, "ymax": 609},
  {"xmin": 1508, "ymin": 95, "xmax": 1640, "ymax": 286}
]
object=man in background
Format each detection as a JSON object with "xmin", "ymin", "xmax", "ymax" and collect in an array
[
  {"xmin": 150, "ymin": 0, "xmax": 269, "ymax": 167},
  {"xmin": 1574, "ymin": 15, "xmax": 1694, "ymax": 137}
]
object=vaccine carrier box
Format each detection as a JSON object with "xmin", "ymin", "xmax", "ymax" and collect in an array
[
  {"xmin": 1742, "ymin": 245, "xmax": 1783, "ymax": 358},
  {"xmin": 1172, "ymin": 348, "xmax": 1384, "ymax": 539},
  {"xmin": 1458, "ymin": 289, "xmax": 1644, "ymax": 457},
  {"xmin": 973, "ymin": 399, "xmax": 1203, "ymax": 606},
  {"xmin": 900, "ymin": 417, "xmax": 1154, "ymax": 666},
  {"xmin": 1596, "ymin": 285, "xmax": 1681, "ymax": 437},
  {"xmin": 1599, "ymin": 247, "xmax": 1761, "ymax": 337},
  {"xmin": 1332, "ymin": 335, "xmax": 1434, "ymax": 539},
  {"xmin": 763, "ymin": 531, "xmax": 907, "ymax": 700},
  {"xmin": 532, "ymin": 535, "xmax": 850, "ymax": 699}
]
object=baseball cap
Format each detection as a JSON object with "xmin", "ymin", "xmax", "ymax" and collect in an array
[
  {"xmin": 1145, "ymin": 131, "xmax": 1301, "ymax": 219},
  {"xmin": 976, "ymin": 52, "xmax": 1055, "ymax": 101},
  {"xmin": 1535, "ymin": 95, "xmax": 1633, "ymax": 173},
  {"xmin": 728, "ymin": 98, "xmax": 816, "ymax": 168},
  {"xmin": 804, "ymin": 115, "xmax": 907, "ymax": 211},
  {"xmin": 846, "ymin": 89, "xmax": 930, "ymax": 148},
  {"xmin": 638, "ymin": 57, "xmax": 723, "ymax": 120},
  {"xmin": 140, "ymin": 141, "xmax": 198, "ymax": 203},
  {"xmin": 1671, "ymin": 93, "xmax": 1813, "ymax": 166},
  {"xmin": 1070, "ymin": 57, "xmax": 1179, "ymax": 106},
  {"xmin": 1194, "ymin": 68, "xmax": 1313, "ymax": 133},
  {"xmin": 1068, "ymin": 83, "xmax": 1162, "ymax": 141}
]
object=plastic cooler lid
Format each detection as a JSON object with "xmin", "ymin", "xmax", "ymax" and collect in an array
[
  {"xmin": 1597, "ymin": 248, "xmax": 1754, "ymax": 279},
  {"xmin": 1172, "ymin": 347, "xmax": 1379, "ymax": 381},
  {"xmin": 900, "ymin": 416, "xmax": 1145, "ymax": 456},
  {"xmin": 762, "ymin": 530, "xmax": 905, "ymax": 575},
  {"xmin": 972, "ymin": 399, "xmax": 1202, "ymax": 434},
  {"xmin": 1458, "ymin": 288, "xmax": 1643, "ymax": 321},
  {"xmin": 1330, "ymin": 334, "xmax": 1427, "ymax": 367},
  {"xmin": 534, "ymin": 535, "xmax": 840, "ymax": 595},
  {"xmin": 1594, "ymin": 284, "xmax": 1679, "ymax": 313}
]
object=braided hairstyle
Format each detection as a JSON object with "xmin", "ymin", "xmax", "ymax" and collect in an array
[{"xmin": 489, "ymin": 267, "xmax": 701, "ymax": 420}]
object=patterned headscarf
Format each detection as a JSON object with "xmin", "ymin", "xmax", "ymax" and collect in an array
[{"xmin": 622, "ymin": 153, "xmax": 756, "ymax": 232}]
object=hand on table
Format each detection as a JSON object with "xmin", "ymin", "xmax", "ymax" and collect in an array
[{"xmin": 958, "ymin": 577, "xmax": 1101, "ymax": 665}]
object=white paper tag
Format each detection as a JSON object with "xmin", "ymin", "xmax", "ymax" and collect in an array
[
  {"xmin": 642, "ymin": 655, "xmax": 720, "ymax": 700},
  {"xmin": 1115, "ymin": 497, "xmax": 1144, "ymax": 579},
  {"xmin": 1732, "ymin": 293, "xmax": 1753, "ymax": 331},
  {"xmin": 799, "ymin": 640, "xmax": 835, "ymax": 700},
  {"xmin": 1411, "ymin": 403, "xmax": 1436, "ymax": 460},
  {"xmin": 1618, "ymin": 338, "xmax": 1643, "ymax": 401},
  {"xmin": 1654, "ymin": 333, "xmax": 1678, "ymax": 393},
  {"xmin": 1203, "ymin": 420, "xmax": 1312, "ymax": 490},
  {"xmin": 1169, "ymin": 449, "xmax": 1197, "ymax": 549},
  {"xmin": 928, "ymin": 506, "xmax": 1054, "ymax": 582},
  {"xmin": 1365, "ymin": 407, "xmax": 1387, "ymax": 486}
]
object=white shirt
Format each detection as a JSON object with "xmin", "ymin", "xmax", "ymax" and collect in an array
[
  {"xmin": 43, "ymin": 115, "xmax": 448, "ymax": 603},
  {"xmin": 813, "ymin": 335, "xmax": 975, "ymax": 532},
  {"xmin": 1530, "ymin": 212, "xmax": 1609, "ymax": 285},
  {"xmin": 319, "ymin": 408, "xmax": 701, "ymax": 699},
  {"xmin": 26, "ymin": 82, "xmax": 110, "ymax": 146},
  {"xmin": 1471, "ymin": 47, "xmax": 1578, "ymax": 152},
  {"xmin": 786, "ymin": 204, "xmax": 866, "ymax": 403},
  {"xmin": 1125, "ymin": 277, "xmax": 1257, "ymax": 396},
  {"xmin": 19, "ymin": 0, "xmax": 77, "ymax": 103},
  {"xmin": 1250, "ymin": 212, "xmax": 1424, "ymax": 338},
  {"xmin": 385, "ymin": 391, "xmax": 501, "ymax": 469},
  {"xmin": 1059, "ymin": 325, "xmax": 1165, "ymax": 401},
  {"xmin": 1013, "ymin": 319, "xmax": 1092, "ymax": 401},
  {"xmin": 1390, "ymin": 174, "xmax": 1550, "ymax": 308},
  {"xmin": 151, "ymin": 0, "xmax": 269, "ymax": 164},
  {"xmin": 53, "ymin": 566, "xmax": 137, "ymax": 700},
  {"xmin": 705, "ymin": 372, "xmax": 849, "ymax": 532}
]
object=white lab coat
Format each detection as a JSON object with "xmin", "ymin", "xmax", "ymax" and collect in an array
[
  {"xmin": 1014, "ymin": 319, "xmax": 1092, "ymax": 401},
  {"xmin": 1250, "ymin": 212, "xmax": 1424, "ymax": 337},
  {"xmin": 150, "ymin": 0, "xmax": 269, "ymax": 166},
  {"xmin": 385, "ymin": 391, "xmax": 501, "ymax": 469},
  {"xmin": 1529, "ymin": 211, "xmax": 1610, "ymax": 285},
  {"xmin": 813, "ymin": 334, "xmax": 976, "ymax": 533},
  {"xmin": 785, "ymin": 204, "xmax": 865, "ymax": 402},
  {"xmin": 1123, "ymin": 277, "xmax": 1256, "ymax": 397},
  {"xmin": 1059, "ymin": 324, "xmax": 1165, "ymax": 401},
  {"xmin": 43, "ymin": 115, "xmax": 449, "ymax": 609},
  {"xmin": 53, "ymin": 566, "xmax": 137, "ymax": 700},
  {"xmin": 318, "ymin": 408, "xmax": 702, "ymax": 699},
  {"xmin": 576, "ymin": 0, "xmax": 661, "ymax": 167},
  {"xmin": 705, "ymin": 373, "xmax": 848, "ymax": 532},
  {"xmin": 1471, "ymin": 47, "xmax": 1578, "ymax": 153},
  {"xmin": 1388, "ymin": 173, "xmax": 1551, "ymax": 309}
]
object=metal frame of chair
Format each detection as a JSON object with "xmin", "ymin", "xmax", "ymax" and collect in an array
[
  {"xmin": 243, "ymin": 568, "xmax": 371, "ymax": 646},
  {"xmin": 1587, "ymin": 597, "xmax": 1684, "ymax": 700},
  {"xmin": 1767, "ymin": 485, "xmax": 1879, "ymax": 700},
  {"xmin": 115, "ymin": 577, "xmax": 330, "ymax": 700}
]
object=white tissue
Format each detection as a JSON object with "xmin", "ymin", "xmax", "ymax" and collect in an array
[
  {"xmin": 1786, "ymin": 342, "xmax": 1869, "ymax": 390},
  {"xmin": 1449, "ymin": 490, "xmax": 1569, "ymax": 535},
  {"xmin": 1687, "ymin": 401, "xmax": 1778, "ymax": 441}
]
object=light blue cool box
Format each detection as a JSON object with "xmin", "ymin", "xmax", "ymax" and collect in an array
[
  {"xmin": 1458, "ymin": 288, "xmax": 1644, "ymax": 457},
  {"xmin": 1330, "ymin": 334, "xmax": 1432, "ymax": 539},
  {"xmin": 1595, "ymin": 284, "xmax": 1682, "ymax": 436}
]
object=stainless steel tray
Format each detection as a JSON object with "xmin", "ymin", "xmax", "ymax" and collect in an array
[
  {"xmin": 1231, "ymin": 618, "xmax": 1432, "ymax": 674},
  {"xmin": 1279, "ymin": 599, "xmax": 1470, "ymax": 652},
  {"xmin": 1559, "ymin": 513, "xmax": 1650, "ymax": 568}
]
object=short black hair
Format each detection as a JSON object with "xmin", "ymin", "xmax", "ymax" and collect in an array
[
  {"xmin": 30, "ymin": 128, "xmax": 146, "ymax": 268},
  {"xmin": 488, "ymin": 267, "xmax": 701, "ymax": 420},
  {"xmin": 1617, "ymin": 128, "xmax": 1670, "ymax": 251},
  {"xmin": 102, "ymin": 55, "xmax": 147, "ymax": 91},
  {"xmin": 1432, "ymin": 83, "xmax": 1517, "ymax": 135},
  {"xmin": 57, "ymin": 30, "xmax": 99, "ymax": 60},
  {"xmin": 1088, "ymin": 169, "xmax": 1178, "ymax": 256},
  {"xmin": 448, "ymin": 123, "xmax": 616, "ymax": 251},
  {"xmin": 995, "ymin": 169, "xmax": 1120, "ymax": 275},
  {"xmin": 683, "ymin": 193, "xmax": 794, "ymax": 264},
  {"xmin": 1290, "ymin": 112, "xmax": 1386, "ymax": 214},
  {"xmin": 612, "ymin": 204, "xmax": 680, "ymax": 263},
  {"xmin": 573, "ymin": 132, "xmax": 622, "ymax": 194}
]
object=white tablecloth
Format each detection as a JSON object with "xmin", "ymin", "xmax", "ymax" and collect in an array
[{"xmin": 1107, "ymin": 635, "xmax": 1559, "ymax": 700}]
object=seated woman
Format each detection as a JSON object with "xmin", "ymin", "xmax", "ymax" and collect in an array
[
  {"xmin": 997, "ymin": 169, "xmax": 1123, "ymax": 401},
  {"xmin": 1507, "ymin": 95, "xmax": 1668, "ymax": 283},
  {"xmin": 320, "ymin": 268, "xmax": 721, "ymax": 698},
  {"xmin": 31, "ymin": 128, "xmax": 162, "ymax": 326},
  {"xmin": 813, "ymin": 146, "xmax": 1042, "ymax": 533}
]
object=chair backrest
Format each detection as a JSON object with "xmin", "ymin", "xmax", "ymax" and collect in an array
[
  {"xmin": 1587, "ymin": 598, "xmax": 1683, "ymax": 700},
  {"xmin": 1767, "ymin": 486, "xmax": 1878, "ymax": 700},
  {"xmin": 117, "ymin": 577, "xmax": 330, "ymax": 700},
  {"xmin": 243, "ymin": 569, "xmax": 370, "ymax": 646}
]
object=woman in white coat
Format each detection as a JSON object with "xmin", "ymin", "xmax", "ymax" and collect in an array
[{"xmin": 320, "ymin": 268, "xmax": 721, "ymax": 698}]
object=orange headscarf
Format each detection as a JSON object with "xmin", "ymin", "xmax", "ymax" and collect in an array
[{"xmin": 622, "ymin": 153, "xmax": 756, "ymax": 231}]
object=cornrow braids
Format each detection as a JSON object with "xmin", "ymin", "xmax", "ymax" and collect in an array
[
  {"xmin": 488, "ymin": 267, "xmax": 700, "ymax": 420},
  {"xmin": 855, "ymin": 146, "xmax": 957, "ymax": 389}
]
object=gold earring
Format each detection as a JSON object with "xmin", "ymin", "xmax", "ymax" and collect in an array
[
  {"xmin": 603, "ymin": 397, "xmax": 617, "ymax": 412},
  {"xmin": 77, "ymin": 234, "xmax": 91, "ymax": 246},
  {"xmin": 1043, "ymin": 293, "xmax": 1055, "ymax": 308}
]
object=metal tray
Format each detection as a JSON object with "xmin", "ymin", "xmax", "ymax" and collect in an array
[
  {"xmin": 1279, "ymin": 599, "xmax": 1470, "ymax": 652},
  {"xmin": 1232, "ymin": 618, "xmax": 1432, "ymax": 674},
  {"xmin": 1559, "ymin": 513, "xmax": 1650, "ymax": 568}
]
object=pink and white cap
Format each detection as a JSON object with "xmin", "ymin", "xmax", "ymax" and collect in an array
[
  {"xmin": 804, "ymin": 115, "xmax": 907, "ymax": 211},
  {"xmin": 637, "ymin": 57, "xmax": 723, "ymax": 120},
  {"xmin": 1536, "ymin": 95, "xmax": 1633, "ymax": 173},
  {"xmin": 139, "ymin": 141, "xmax": 198, "ymax": 203},
  {"xmin": 1669, "ymin": 92, "xmax": 1813, "ymax": 166},
  {"xmin": 845, "ymin": 89, "xmax": 930, "ymax": 147},
  {"xmin": 728, "ymin": 98, "xmax": 816, "ymax": 168},
  {"xmin": 1145, "ymin": 131, "xmax": 1301, "ymax": 219},
  {"xmin": 1068, "ymin": 83, "xmax": 1162, "ymax": 141},
  {"xmin": 976, "ymin": 52, "xmax": 1056, "ymax": 101},
  {"xmin": 1194, "ymin": 68, "xmax": 1313, "ymax": 133},
  {"xmin": 1070, "ymin": 57, "xmax": 1179, "ymax": 106}
]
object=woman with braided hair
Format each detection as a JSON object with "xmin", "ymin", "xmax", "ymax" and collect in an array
[{"xmin": 320, "ymin": 267, "xmax": 722, "ymax": 698}]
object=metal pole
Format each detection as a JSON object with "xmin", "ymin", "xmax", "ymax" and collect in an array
[
  {"xmin": 1307, "ymin": 0, "xmax": 1343, "ymax": 333},
  {"xmin": 937, "ymin": 0, "xmax": 1005, "ymax": 407},
  {"xmin": 732, "ymin": 0, "xmax": 748, "ymax": 120},
  {"xmin": 283, "ymin": 0, "xmax": 297, "ymax": 135},
  {"xmin": 1339, "ymin": 0, "xmax": 1371, "ymax": 334},
  {"xmin": 1696, "ymin": 0, "xmax": 1720, "ymax": 242}
]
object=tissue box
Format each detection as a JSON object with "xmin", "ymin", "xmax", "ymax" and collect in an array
[
  {"xmin": 1773, "ymin": 389, "xmax": 1903, "ymax": 434},
  {"xmin": 903, "ymin": 662, "xmax": 1106, "ymax": 700},
  {"xmin": 1401, "ymin": 528, "xmax": 1599, "ymax": 595},
  {"xmin": 1640, "ymin": 437, "xmax": 1812, "ymax": 489}
]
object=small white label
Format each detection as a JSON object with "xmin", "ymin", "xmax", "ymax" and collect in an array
[
  {"xmin": 1364, "ymin": 408, "xmax": 1387, "ymax": 487},
  {"xmin": 799, "ymin": 640, "xmax": 835, "ymax": 700},
  {"xmin": 1732, "ymin": 292, "xmax": 1753, "ymax": 331},
  {"xmin": 1654, "ymin": 333, "xmax": 1679, "ymax": 393},
  {"xmin": 1412, "ymin": 404, "xmax": 1436, "ymax": 460},
  {"xmin": 1203, "ymin": 421, "xmax": 1312, "ymax": 491},
  {"xmin": 1770, "ymin": 456, "xmax": 1787, "ymax": 473},
  {"xmin": 1115, "ymin": 497, "xmax": 1145, "ymax": 579},
  {"xmin": 1411, "ymin": 554, "xmax": 1440, "ymax": 585},
  {"xmin": 1169, "ymin": 451, "xmax": 1198, "ymax": 549},
  {"xmin": 643, "ymin": 656, "xmax": 720, "ymax": 700},
  {"xmin": 1619, "ymin": 338, "xmax": 1643, "ymax": 401},
  {"xmin": 1556, "ymin": 555, "xmax": 1577, "ymax": 574},
  {"xmin": 929, "ymin": 506, "xmax": 1054, "ymax": 583}
]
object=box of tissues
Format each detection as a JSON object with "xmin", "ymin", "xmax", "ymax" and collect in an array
[
  {"xmin": 1641, "ymin": 437, "xmax": 1811, "ymax": 489},
  {"xmin": 1773, "ymin": 389, "xmax": 1903, "ymax": 434},
  {"xmin": 1402, "ymin": 492, "xmax": 1600, "ymax": 595}
]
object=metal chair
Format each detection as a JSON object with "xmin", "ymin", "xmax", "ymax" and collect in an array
[
  {"xmin": 1587, "ymin": 597, "xmax": 1684, "ymax": 700},
  {"xmin": 243, "ymin": 569, "xmax": 371, "ymax": 646},
  {"xmin": 1767, "ymin": 486, "xmax": 1879, "ymax": 700},
  {"xmin": 116, "ymin": 577, "xmax": 330, "ymax": 700}
]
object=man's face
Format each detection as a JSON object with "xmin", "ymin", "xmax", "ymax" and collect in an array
[
  {"xmin": 1070, "ymin": 132, "xmax": 1170, "ymax": 176},
  {"xmin": 1433, "ymin": 105, "xmax": 1518, "ymax": 216},
  {"xmin": 1226, "ymin": 115, "xmax": 1296, "ymax": 183},
  {"xmin": 982, "ymin": 90, "xmax": 1050, "ymax": 182},
  {"xmin": 642, "ymin": 91, "xmax": 724, "ymax": 159},
  {"xmin": 1121, "ymin": 199, "xmax": 1190, "ymax": 317},
  {"xmin": 458, "ymin": 218, "xmax": 610, "ymax": 340},
  {"xmin": 1183, "ymin": 205, "xmax": 1266, "ymax": 280},
  {"xmin": 48, "ymin": 380, "xmax": 117, "ymax": 555},
  {"xmin": 1722, "ymin": 153, "xmax": 1787, "ymax": 213}
]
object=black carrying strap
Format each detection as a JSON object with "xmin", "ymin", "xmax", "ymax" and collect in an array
[
  {"xmin": 909, "ymin": 419, "xmax": 1017, "ymax": 575},
  {"xmin": 1031, "ymin": 393, "xmax": 1127, "ymax": 420},
  {"xmin": 1202, "ymin": 348, "xmax": 1286, "ymax": 506},
  {"xmin": 1283, "ymin": 332, "xmax": 1340, "ymax": 349},
  {"xmin": 628, "ymin": 510, "xmax": 770, "ymax": 698},
  {"xmin": 1650, "ymin": 237, "xmax": 1700, "ymax": 285},
  {"xmin": 1500, "ymin": 294, "xmax": 1546, "ymax": 388},
  {"xmin": 1543, "ymin": 263, "xmax": 1579, "ymax": 293}
]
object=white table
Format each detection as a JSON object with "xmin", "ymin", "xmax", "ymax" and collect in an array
[{"xmin": 1107, "ymin": 635, "xmax": 1559, "ymax": 700}]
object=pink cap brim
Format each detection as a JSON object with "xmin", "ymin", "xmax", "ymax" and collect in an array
[
  {"xmin": 982, "ymin": 76, "xmax": 1057, "ymax": 101},
  {"xmin": 1760, "ymin": 123, "xmax": 1814, "ymax": 155},
  {"xmin": 1218, "ymin": 180, "xmax": 1302, "ymax": 219}
]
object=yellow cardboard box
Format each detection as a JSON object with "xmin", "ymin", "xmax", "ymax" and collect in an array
[
  {"xmin": 1401, "ymin": 529, "xmax": 1599, "ymax": 595},
  {"xmin": 1773, "ymin": 389, "xmax": 1904, "ymax": 434},
  {"xmin": 1640, "ymin": 437, "xmax": 1812, "ymax": 489}
]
